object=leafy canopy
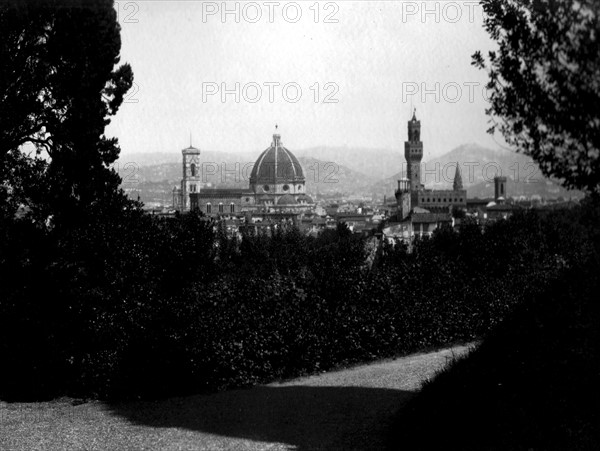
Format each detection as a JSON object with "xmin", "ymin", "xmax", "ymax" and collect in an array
[
  {"xmin": 473, "ymin": 0, "xmax": 600, "ymax": 192},
  {"xmin": 0, "ymin": 0, "xmax": 133, "ymax": 222}
]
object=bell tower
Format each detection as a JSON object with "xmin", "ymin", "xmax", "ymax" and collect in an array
[
  {"xmin": 494, "ymin": 176, "xmax": 507, "ymax": 202},
  {"xmin": 181, "ymin": 137, "xmax": 201, "ymax": 211},
  {"xmin": 405, "ymin": 109, "xmax": 423, "ymax": 205}
]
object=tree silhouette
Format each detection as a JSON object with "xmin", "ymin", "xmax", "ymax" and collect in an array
[
  {"xmin": 0, "ymin": 0, "xmax": 133, "ymax": 222},
  {"xmin": 473, "ymin": 0, "xmax": 600, "ymax": 192}
]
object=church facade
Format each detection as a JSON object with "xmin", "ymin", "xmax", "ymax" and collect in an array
[{"xmin": 172, "ymin": 131, "xmax": 314, "ymax": 216}]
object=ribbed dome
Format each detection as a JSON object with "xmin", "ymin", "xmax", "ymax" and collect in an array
[
  {"xmin": 278, "ymin": 194, "xmax": 297, "ymax": 205},
  {"xmin": 297, "ymin": 194, "xmax": 313, "ymax": 203},
  {"xmin": 250, "ymin": 134, "xmax": 304, "ymax": 185}
]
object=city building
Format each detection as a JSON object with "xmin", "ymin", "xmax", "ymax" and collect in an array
[
  {"xmin": 395, "ymin": 110, "xmax": 467, "ymax": 218},
  {"xmin": 172, "ymin": 129, "xmax": 315, "ymax": 217},
  {"xmin": 384, "ymin": 111, "xmax": 465, "ymax": 242},
  {"xmin": 482, "ymin": 176, "xmax": 522, "ymax": 220}
]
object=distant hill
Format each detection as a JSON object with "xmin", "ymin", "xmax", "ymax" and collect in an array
[
  {"xmin": 118, "ymin": 151, "xmax": 248, "ymax": 168},
  {"xmin": 426, "ymin": 144, "xmax": 536, "ymax": 188},
  {"xmin": 369, "ymin": 143, "xmax": 583, "ymax": 200},
  {"xmin": 298, "ymin": 157, "xmax": 377, "ymax": 196},
  {"xmin": 120, "ymin": 146, "xmax": 402, "ymax": 182},
  {"xmin": 119, "ymin": 144, "xmax": 582, "ymax": 205},
  {"xmin": 294, "ymin": 146, "xmax": 400, "ymax": 180},
  {"xmin": 117, "ymin": 152, "xmax": 376, "ymax": 205},
  {"xmin": 118, "ymin": 152, "xmax": 180, "ymax": 167},
  {"xmin": 467, "ymin": 177, "xmax": 584, "ymax": 200}
]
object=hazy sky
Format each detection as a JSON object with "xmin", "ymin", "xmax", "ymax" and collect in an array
[{"xmin": 107, "ymin": 1, "xmax": 501, "ymax": 159}]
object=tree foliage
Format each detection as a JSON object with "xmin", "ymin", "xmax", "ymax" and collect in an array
[
  {"xmin": 392, "ymin": 231, "xmax": 600, "ymax": 451},
  {"xmin": 473, "ymin": 0, "xmax": 600, "ymax": 192},
  {"xmin": 1, "ymin": 0, "xmax": 598, "ymax": 406},
  {"xmin": 0, "ymin": 0, "xmax": 133, "ymax": 222},
  {"xmin": 3, "ymin": 199, "xmax": 598, "ymax": 400}
]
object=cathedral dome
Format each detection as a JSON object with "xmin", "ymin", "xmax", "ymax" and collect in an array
[
  {"xmin": 297, "ymin": 194, "xmax": 313, "ymax": 204},
  {"xmin": 278, "ymin": 194, "xmax": 297, "ymax": 205},
  {"xmin": 250, "ymin": 133, "xmax": 304, "ymax": 185}
]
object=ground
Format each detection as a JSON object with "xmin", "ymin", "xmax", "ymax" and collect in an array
[{"xmin": 0, "ymin": 345, "xmax": 473, "ymax": 451}]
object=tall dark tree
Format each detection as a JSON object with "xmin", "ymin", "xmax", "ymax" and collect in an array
[
  {"xmin": 0, "ymin": 0, "xmax": 133, "ymax": 222},
  {"xmin": 473, "ymin": 0, "xmax": 600, "ymax": 192}
]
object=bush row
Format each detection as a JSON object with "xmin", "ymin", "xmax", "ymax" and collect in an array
[
  {"xmin": 390, "ymin": 249, "xmax": 600, "ymax": 451},
  {"xmin": 1, "ymin": 198, "xmax": 598, "ymax": 400}
]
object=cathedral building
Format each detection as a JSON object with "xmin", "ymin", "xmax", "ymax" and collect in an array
[
  {"xmin": 172, "ymin": 130, "xmax": 314, "ymax": 216},
  {"xmin": 249, "ymin": 131, "xmax": 312, "ymax": 207}
]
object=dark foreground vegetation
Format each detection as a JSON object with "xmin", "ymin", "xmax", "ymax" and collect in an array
[
  {"xmin": 389, "ymin": 1, "xmax": 600, "ymax": 448},
  {"xmin": 390, "ymin": 258, "xmax": 600, "ymax": 451},
  {"xmin": 387, "ymin": 192, "xmax": 600, "ymax": 451},
  {"xmin": 2, "ymin": 5, "xmax": 599, "ymax": 451},
  {"xmin": 2, "ymin": 198, "xmax": 599, "ymax": 401}
]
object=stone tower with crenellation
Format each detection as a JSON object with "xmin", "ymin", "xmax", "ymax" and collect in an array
[{"xmin": 405, "ymin": 109, "xmax": 423, "ymax": 206}]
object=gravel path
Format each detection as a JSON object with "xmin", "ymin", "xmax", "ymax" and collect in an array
[{"xmin": 0, "ymin": 345, "xmax": 474, "ymax": 451}]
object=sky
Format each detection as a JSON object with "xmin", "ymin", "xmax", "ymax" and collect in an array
[{"xmin": 107, "ymin": 1, "xmax": 502, "ymax": 160}]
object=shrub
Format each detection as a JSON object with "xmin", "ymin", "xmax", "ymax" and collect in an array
[
  {"xmin": 1, "ymin": 199, "xmax": 598, "ymax": 400},
  {"xmin": 389, "ymin": 261, "xmax": 600, "ymax": 451}
]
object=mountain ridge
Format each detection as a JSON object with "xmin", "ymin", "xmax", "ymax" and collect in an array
[{"xmin": 118, "ymin": 144, "xmax": 583, "ymax": 204}]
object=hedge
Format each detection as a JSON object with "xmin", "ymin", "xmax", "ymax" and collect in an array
[{"xmin": 1, "ymin": 199, "xmax": 598, "ymax": 400}]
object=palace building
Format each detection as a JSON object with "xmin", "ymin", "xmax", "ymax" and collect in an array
[
  {"xmin": 395, "ymin": 110, "xmax": 467, "ymax": 220},
  {"xmin": 384, "ymin": 111, "xmax": 467, "ymax": 241},
  {"xmin": 172, "ymin": 130, "xmax": 314, "ymax": 216}
]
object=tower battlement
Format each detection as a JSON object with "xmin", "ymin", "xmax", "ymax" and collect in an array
[
  {"xmin": 395, "ymin": 111, "xmax": 468, "ymax": 216},
  {"xmin": 405, "ymin": 109, "xmax": 423, "ymax": 204}
]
